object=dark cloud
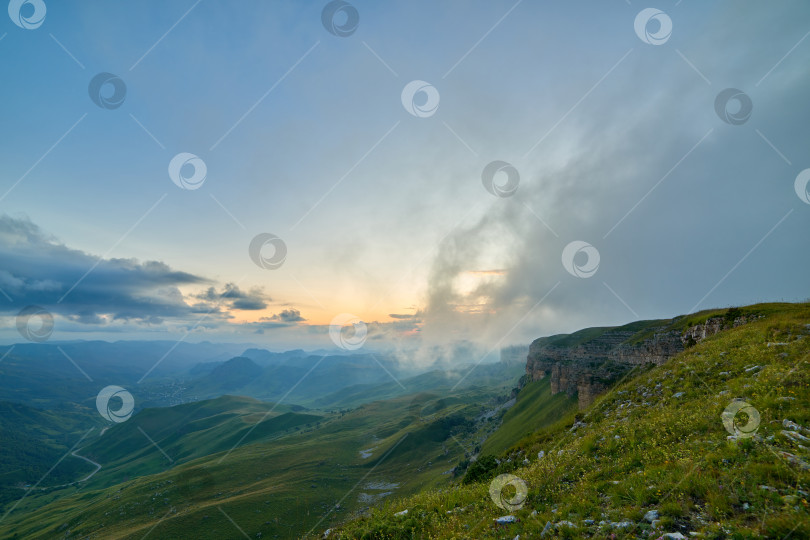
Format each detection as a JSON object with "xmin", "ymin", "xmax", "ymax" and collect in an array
[
  {"xmin": 268, "ymin": 308, "xmax": 306, "ymax": 323},
  {"xmin": 0, "ymin": 215, "xmax": 210, "ymax": 323},
  {"xmin": 194, "ymin": 284, "xmax": 269, "ymax": 311},
  {"xmin": 231, "ymin": 298, "xmax": 267, "ymax": 311}
]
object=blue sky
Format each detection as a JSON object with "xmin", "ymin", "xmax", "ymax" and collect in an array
[{"xmin": 1, "ymin": 0, "xmax": 809, "ymax": 354}]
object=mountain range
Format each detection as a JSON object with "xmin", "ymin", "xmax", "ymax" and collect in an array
[{"xmin": 0, "ymin": 302, "xmax": 807, "ymax": 538}]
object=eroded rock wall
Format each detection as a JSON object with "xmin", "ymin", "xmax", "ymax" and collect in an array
[{"xmin": 525, "ymin": 315, "xmax": 754, "ymax": 409}]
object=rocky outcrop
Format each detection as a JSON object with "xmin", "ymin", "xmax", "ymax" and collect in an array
[{"xmin": 526, "ymin": 313, "xmax": 756, "ymax": 409}]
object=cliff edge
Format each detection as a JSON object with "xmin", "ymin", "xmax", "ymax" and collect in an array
[{"xmin": 525, "ymin": 307, "xmax": 757, "ymax": 409}]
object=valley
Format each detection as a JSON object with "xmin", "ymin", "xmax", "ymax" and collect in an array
[{"xmin": 1, "ymin": 303, "xmax": 806, "ymax": 538}]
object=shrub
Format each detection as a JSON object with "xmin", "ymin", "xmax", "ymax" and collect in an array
[{"xmin": 462, "ymin": 455, "xmax": 498, "ymax": 484}]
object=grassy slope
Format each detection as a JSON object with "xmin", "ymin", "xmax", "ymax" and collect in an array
[
  {"xmin": 0, "ymin": 388, "xmax": 502, "ymax": 539},
  {"xmin": 480, "ymin": 378, "xmax": 577, "ymax": 457},
  {"xmin": 79, "ymin": 395, "xmax": 315, "ymax": 486},
  {"xmin": 0, "ymin": 402, "xmax": 98, "ymax": 506},
  {"xmin": 335, "ymin": 303, "xmax": 810, "ymax": 539}
]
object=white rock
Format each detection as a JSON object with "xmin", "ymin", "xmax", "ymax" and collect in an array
[
  {"xmin": 643, "ymin": 509, "xmax": 659, "ymax": 522},
  {"xmin": 394, "ymin": 509, "xmax": 408, "ymax": 516},
  {"xmin": 784, "ymin": 419, "xmax": 809, "ymax": 433},
  {"xmin": 782, "ymin": 430, "xmax": 810, "ymax": 443},
  {"xmin": 494, "ymin": 515, "xmax": 517, "ymax": 524}
]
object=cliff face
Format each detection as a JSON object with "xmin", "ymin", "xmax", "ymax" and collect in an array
[{"xmin": 525, "ymin": 314, "xmax": 754, "ymax": 409}]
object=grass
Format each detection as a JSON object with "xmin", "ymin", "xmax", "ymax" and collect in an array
[
  {"xmin": 4, "ymin": 302, "xmax": 807, "ymax": 539},
  {"xmin": 479, "ymin": 377, "xmax": 577, "ymax": 456},
  {"xmin": 0, "ymin": 386, "xmax": 507, "ymax": 539},
  {"xmin": 332, "ymin": 302, "xmax": 810, "ymax": 539}
]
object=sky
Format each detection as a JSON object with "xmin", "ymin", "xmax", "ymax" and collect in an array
[{"xmin": 1, "ymin": 0, "xmax": 809, "ymax": 356}]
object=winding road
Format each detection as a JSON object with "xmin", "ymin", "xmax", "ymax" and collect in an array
[
  {"xmin": 70, "ymin": 449, "xmax": 102, "ymax": 483},
  {"xmin": 13, "ymin": 449, "xmax": 102, "ymax": 491}
]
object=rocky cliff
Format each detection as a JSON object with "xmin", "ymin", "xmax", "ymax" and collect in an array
[{"xmin": 525, "ymin": 310, "xmax": 756, "ymax": 409}]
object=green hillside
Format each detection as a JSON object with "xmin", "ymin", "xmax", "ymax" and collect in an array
[
  {"xmin": 480, "ymin": 377, "xmax": 578, "ymax": 456},
  {"xmin": 78, "ymin": 395, "xmax": 321, "ymax": 489},
  {"xmin": 334, "ymin": 303, "xmax": 810, "ymax": 538},
  {"xmin": 0, "ymin": 387, "xmax": 505, "ymax": 539},
  {"xmin": 4, "ymin": 303, "xmax": 807, "ymax": 539},
  {"xmin": 0, "ymin": 401, "xmax": 99, "ymax": 507}
]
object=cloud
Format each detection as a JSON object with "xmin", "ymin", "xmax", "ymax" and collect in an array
[
  {"xmin": 194, "ymin": 284, "xmax": 269, "ymax": 311},
  {"xmin": 388, "ymin": 313, "xmax": 418, "ymax": 320},
  {"xmin": 0, "ymin": 215, "xmax": 211, "ymax": 323},
  {"xmin": 415, "ymin": 2, "xmax": 810, "ymax": 350},
  {"xmin": 268, "ymin": 308, "xmax": 306, "ymax": 323}
]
